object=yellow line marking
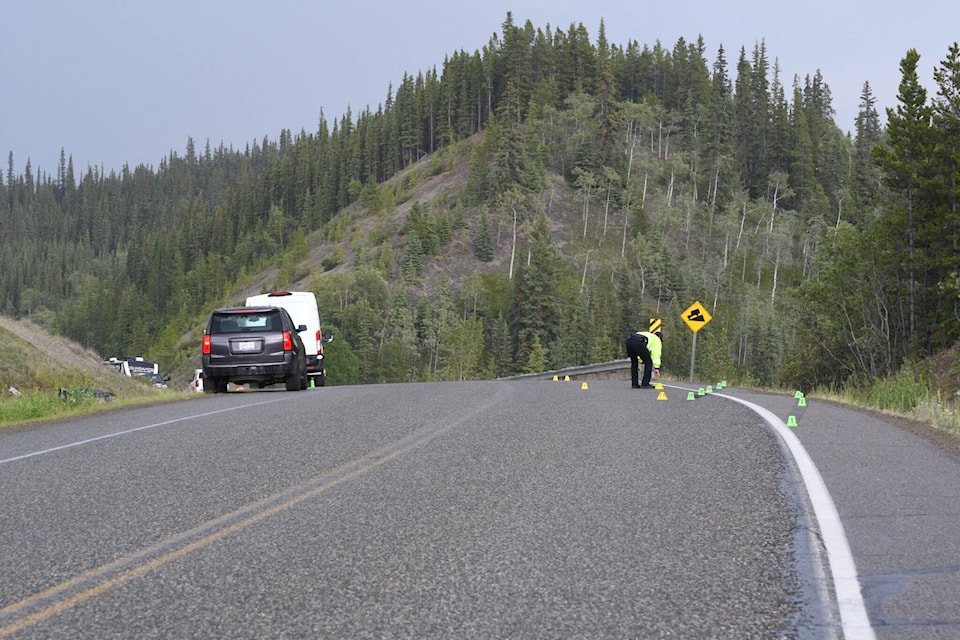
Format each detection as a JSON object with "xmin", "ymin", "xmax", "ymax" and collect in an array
[{"xmin": 0, "ymin": 387, "xmax": 505, "ymax": 636}]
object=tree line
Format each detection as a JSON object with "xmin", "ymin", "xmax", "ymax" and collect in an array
[{"xmin": 1, "ymin": 13, "xmax": 957, "ymax": 389}]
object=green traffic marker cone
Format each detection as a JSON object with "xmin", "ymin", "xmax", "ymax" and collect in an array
[
  {"xmin": 798, "ymin": 396, "xmax": 807, "ymax": 407},
  {"xmin": 786, "ymin": 415, "xmax": 798, "ymax": 427},
  {"xmin": 687, "ymin": 391, "xmax": 696, "ymax": 401}
]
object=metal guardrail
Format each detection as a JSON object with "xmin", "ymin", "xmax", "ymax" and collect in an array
[{"xmin": 503, "ymin": 360, "xmax": 631, "ymax": 381}]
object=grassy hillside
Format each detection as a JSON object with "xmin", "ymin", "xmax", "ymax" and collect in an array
[
  {"xmin": 3, "ymin": 140, "xmax": 958, "ymax": 441},
  {"xmin": 166, "ymin": 142, "xmax": 960, "ymax": 438},
  {"xmin": 5, "ymin": 20, "xmax": 959, "ymax": 409},
  {"xmin": 0, "ymin": 316, "xmax": 183, "ymax": 427}
]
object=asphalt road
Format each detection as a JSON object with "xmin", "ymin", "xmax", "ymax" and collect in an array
[
  {"xmin": 714, "ymin": 385, "xmax": 960, "ymax": 640},
  {"xmin": 0, "ymin": 379, "xmax": 957, "ymax": 638}
]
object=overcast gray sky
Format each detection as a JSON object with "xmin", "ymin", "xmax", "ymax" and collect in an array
[{"xmin": 3, "ymin": 1, "xmax": 958, "ymax": 179}]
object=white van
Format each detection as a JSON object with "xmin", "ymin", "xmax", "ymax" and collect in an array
[{"xmin": 245, "ymin": 290, "xmax": 333, "ymax": 386}]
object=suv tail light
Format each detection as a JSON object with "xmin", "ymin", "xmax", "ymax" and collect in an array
[
  {"xmin": 202, "ymin": 334, "xmax": 211, "ymax": 355},
  {"xmin": 282, "ymin": 331, "xmax": 293, "ymax": 351}
]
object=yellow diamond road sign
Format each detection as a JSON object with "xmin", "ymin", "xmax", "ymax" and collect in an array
[{"xmin": 682, "ymin": 301, "xmax": 712, "ymax": 333}]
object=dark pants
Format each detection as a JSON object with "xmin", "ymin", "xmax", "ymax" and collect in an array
[{"xmin": 626, "ymin": 333, "xmax": 653, "ymax": 387}]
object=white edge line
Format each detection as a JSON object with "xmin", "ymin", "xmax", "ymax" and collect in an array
[
  {"xmin": 0, "ymin": 400, "xmax": 282, "ymax": 466},
  {"xmin": 718, "ymin": 392, "xmax": 876, "ymax": 640},
  {"xmin": 6, "ymin": 384, "xmax": 876, "ymax": 638}
]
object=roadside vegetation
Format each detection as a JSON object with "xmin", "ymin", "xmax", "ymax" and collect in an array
[
  {"xmin": 0, "ymin": 387, "xmax": 185, "ymax": 428},
  {"xmin": 3, "ymin": 314, "xmax": 958, "ymax": 442},
  {"xmin": 0, "ymin": 322, "xmax": 189, "ymax": 429},
  {"xmin": 817, "ymin": 352, "xmax": 960, "ymax": 437},
  {"xmin": 1, "ymin": 15, "xmax": 958, "ymax": 438}
]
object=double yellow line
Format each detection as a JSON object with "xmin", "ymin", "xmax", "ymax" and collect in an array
[{"xmin": 0, "ymin": 387, "xmax": 504, "ymax": 636}]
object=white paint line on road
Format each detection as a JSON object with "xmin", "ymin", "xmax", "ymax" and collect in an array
[
  {"xmin": 718, "ymin": 393, "xmax": 876, "ymax": 640},
  {"xmin": 0, "ymin": 400, "xmax": 283, "ymax": 466},
  {"xmin": 0, "ymin": 384, "xmax": 512, "ymax": 636}
]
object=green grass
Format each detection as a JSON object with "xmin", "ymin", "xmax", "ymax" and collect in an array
[
  {"xmin": 1, "ymin": 389, "xmax": 109, "ymax": 424},
  {"xmin": 0, "ymin": 391, "xmax": 76, "ymax": 423},
  {"xmin": 0, "ymin": 322, "xmax": 196, "ymax": 429},
  {"xmin": 0, "ymin": 386, "xmax": 199, "ymax": 429},
  {"xmin": 815, "ymin": 369, "xmax": 960, "ymax": 436}
]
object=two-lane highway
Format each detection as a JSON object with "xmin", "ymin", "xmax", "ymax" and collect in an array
[{"xmin": 2, "ymin": 380, "xmax": 831, "ymax": 638}]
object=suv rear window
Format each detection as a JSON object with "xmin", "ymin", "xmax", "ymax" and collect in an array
[{"xmin": 211, "ymin": 310, "xmax": 281, "ymax": 334}]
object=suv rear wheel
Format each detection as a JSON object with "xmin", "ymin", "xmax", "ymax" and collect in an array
[
  {"xmin": 204, "ymin": 377, "xmax": 228, "ymax": 394},
  {"xmin": 285, "ymin": 371, "xmax": 302, "ymax": 391}
]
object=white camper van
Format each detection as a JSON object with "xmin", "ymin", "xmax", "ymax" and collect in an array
[
  {"xmin": 104, "ymin": 356, "xmax": 160, "ymax": 377},
  {"xmin": 245, "ymin": 290, "xmax": 332, "ymax": 386}
]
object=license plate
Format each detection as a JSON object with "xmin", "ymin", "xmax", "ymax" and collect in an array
[{"xmin": 235, "ymin": 341, "xmax": 257, "ymax": 352}]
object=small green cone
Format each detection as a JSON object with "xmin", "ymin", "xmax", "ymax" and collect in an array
[
  {"xmin": 786, "ymin": 415, "xmax": 798, "ymax": 427},
  {"xmin": 706, "ymin": 385, "xmax": 713, "ymax": 394},
  {"xmin": 687, "ymin": 391, "xmax": 696, "ymax": 401},
  {"xmin": 697, "ymin": 387, "xmax": 705, "ymax": 396},
  {"xmin": 798, "ymin": 397, "xmax": 807, "ymax": 407},
  {"xmin": 794, "ymin": 390, "xmax": 804, "ymax": 399}
]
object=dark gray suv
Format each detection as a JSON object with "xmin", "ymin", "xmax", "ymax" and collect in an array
[{"xmin": 201, "ymin": 306, "xmax": 308, "ymax": 393}]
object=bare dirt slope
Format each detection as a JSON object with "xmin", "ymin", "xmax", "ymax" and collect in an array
[
  {"xmin": 0, "ymin": 316, "xmax": 104, "ymax": 373},
  {"xmin": 0, "ymin": 316, "xmax": 145, "ymax": 393}
]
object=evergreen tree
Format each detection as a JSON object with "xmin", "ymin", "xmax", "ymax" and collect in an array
[
  {"xmin": 731, "ymin": 42, "xmax": 775, "ymax": 197},
  {"xmin": 486, "ymin": 312, "xmax": 514, "ymax": 377},
  {"xmin": 522, "ymin": 334, "xmax": 549, "ymax": 373},
  {"xmin": 473, "ymin": 209, "xmax": 495, "ymax": 261},
  {"xmin": 930, "ymin": 42, "xmax": 960, "ymax": 346},
  {"xmin": 509, "ymin": 212, "xmax": 564, "ymax": 365},
  {"xmin": 872, "ymin": 48, "xmax": 935, "ymax": 350},
  {"xmin": 849, "ymin": 82, "xmax": 884, "ymax": 225}
]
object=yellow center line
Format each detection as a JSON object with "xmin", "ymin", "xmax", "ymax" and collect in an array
[{"xmin": 0, "ymin": 394, "xmax": 498, "ymax": 638}]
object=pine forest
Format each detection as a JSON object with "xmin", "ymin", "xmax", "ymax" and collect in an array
[{"xmin": 2, "ymin": 14, "xmax": 959, "ymax": 391}]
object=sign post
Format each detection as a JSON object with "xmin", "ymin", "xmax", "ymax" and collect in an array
[{"xmin": 681, "ymin": 301, "xmax": 713, "ymax": 381}]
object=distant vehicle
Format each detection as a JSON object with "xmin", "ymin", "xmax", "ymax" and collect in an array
[
  {"xmin": 146, "ymin": 372, "xmax": 169, "ymax": 389},
  {"xmin": 188, "ymin": 369, "xmax": 204, "ymax": 393},
  {"xmin": 201, "ymin": 306, "xmax": 308, "ymax": 393},
  {"xmin": 245, "ymin": 291, "xmax": 333, "ymax": 386},
  {"xmin": 104, "ymin": 356, "xmax": 160, "ymax": 378}
]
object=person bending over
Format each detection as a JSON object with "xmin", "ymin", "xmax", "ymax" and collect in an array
[{"xmin": 625, "ymin": 330, "xmax": 662, "ymax": 388}]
